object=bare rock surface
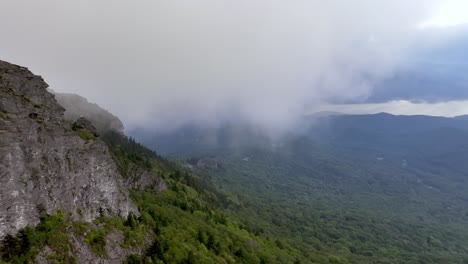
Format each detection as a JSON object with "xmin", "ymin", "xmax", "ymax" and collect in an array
[
  {"xmin": 0, "ymin": 60, "xmax": 137, "ymax": 240},
  {"xmin": 72, "ymin": 117, "xmax": 99, "ymax": 137}
]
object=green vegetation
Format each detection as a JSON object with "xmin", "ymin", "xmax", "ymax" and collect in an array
[
  {"xmin": 138, "ymin": 118, "xmax": 468, "ymax": 263},
  {"xmin": 74, "ymin": 129, "xmax": 96, "ymax": 141},
  {"xmin": 84, "ymin": 228, "xmax": 107, "ymax": 257},
  {"xmin": 103, "ymin": 132, "xmax": 304, "ymax": 263},
  {"xmin": 127, "ymin": 185, "xmax": 303, "ymax": 263},
  {"xmin": 35, "ymin": 117, "xmax": 44, "ymax": 124},
  {"xmin": 5, "ymin": 118, "xmax": 468, "ymax": 263},
  {"xmin": 0, "ymin": 110, "xmax": 7, "ymax": 120},
  {"xmin": 102, "ymin": 131, "xmax": 160, "ymax": 177},
  {"xmin": 27, "ymin": 113, "xmax": 44, "ymax": 124},
  {"xmin": 0, "ymin": 211, "xmax": 75, "ymax": 264},
  {"xmin": 0, "ymin": 130, "xmax": 292, "ymax": 263},
  {"xmin": 178, "ymin": 146, "xmax": 468, "ymax": 263},
  {"xmin": 84, "ymin": 213, "xmax": 150, "ymax": 252}
]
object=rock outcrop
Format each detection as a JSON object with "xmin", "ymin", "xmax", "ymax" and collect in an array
[
  {"xmin": 72, "ymin": 117, "xmax": 99, "ymax": 137},
  {"xmin": 0, "ymin": 60, "xmax": 137, "ymax": 240},
  {"xmin": 123, "ymin": 164, "xmax": 167, "ymax": 192},
  {"xmin": 52, "ymin": 92, "xmax": 124, "ymax": 133},
  {"xmin": 186, "ymin": 157, "xmax": 224, "ymax": 171}
]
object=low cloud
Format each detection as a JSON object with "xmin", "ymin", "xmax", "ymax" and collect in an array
[
  {"xmin": 313, "ymin": 100, "xmax": 468, "ymax": 117},
  {"xmin": 0, "ymin": 0, "xmax": 458, "ymax": 132}
]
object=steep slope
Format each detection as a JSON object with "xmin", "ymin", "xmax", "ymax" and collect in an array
[
  {"xmin": 52, "ymin": 92, "xmax": 167, "ymax": 193},
  {"xmin": 0, "ymin": 60, "xmax": 298, "ymax": 263},
  {"xmin": 99, "ymin": 132, "xmax": 308, "ymax": 263},
  {"xmin": 0, "ymin": 60, "xmax": 136, "ymax": 240}
]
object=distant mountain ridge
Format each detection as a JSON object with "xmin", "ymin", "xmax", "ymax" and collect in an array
[
  {"xmin": 454, "ymin": 115, "xmax": 468, "ymax": 120},
  {"xmin": 131, "ymin": 112, "xmax": 468, "ymax": 155}
]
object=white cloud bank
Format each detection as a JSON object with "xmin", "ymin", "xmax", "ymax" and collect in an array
[
  {"xmin": 0, "ymin": 0, "xmax": 463, "ymax": 131},
  {"xmin": 314, "ymin": 100, "xmax": 468, "ymax": 117},
  {"xmin": 419, "ymin": 0, "xmax": 468, "ymax": 29}
]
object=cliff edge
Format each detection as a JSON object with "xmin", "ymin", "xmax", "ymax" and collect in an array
[{"xmin": 0, "ymin": 60, "xmax": 137, "ymax": 240}]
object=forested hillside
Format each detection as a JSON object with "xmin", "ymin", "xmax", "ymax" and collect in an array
[
  {"xmin": 1, "ymin": 131, "xmax": 308, "ymax": 263},
  {"xmin": 3, "ymin": 57, "xmax": 468, "ymax": 263},
  {"xmin": 133, "ymin": 114, "xmax": 468, "ymax": 263}
]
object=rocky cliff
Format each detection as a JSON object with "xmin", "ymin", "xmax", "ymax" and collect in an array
[
  {"xmin": 0, "ymin": 60, "xmax": 137, "ymax": 240},
  {"xmin": 52, "ymin": 93, "xmax": 167, "ymax": 193}
]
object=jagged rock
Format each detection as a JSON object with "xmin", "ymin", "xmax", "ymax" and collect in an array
[
  {"xmin": 72, "ymin": 117, "xmax": 99, "ymax": 137},
  {"xmin": 52, "ymin": 92, "xmax": 124, "ymax": 133},
  {"xmin": 0, "ymin": 60, "xmax": 138, "ymax": 241},
  {"xmin": 124, "ymin": 165, "xmax": 167, "ymax": 193},
  {"xmin": 34, "ymin": 230, "xmax": 154, "ymax": 264}
]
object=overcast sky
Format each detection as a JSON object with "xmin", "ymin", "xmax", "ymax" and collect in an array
[{"xmin": 1, "ymin": 1, "xmax": 467, "ymax": 131}]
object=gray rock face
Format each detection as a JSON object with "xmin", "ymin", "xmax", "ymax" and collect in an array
[
  {"xmin": 0, "ymin": 60, "xmax": 137, "ymax": 240},
  {"xmin": 72, "ymin": 117, "xmax": 99, "ymax": 137},
  {"xmin": 34, "ymin": 230, "xmax": 153, "ymax": 264},
  {"xmin": 123, "ymin": 163, "xmax": 167, "ymax": 193}
]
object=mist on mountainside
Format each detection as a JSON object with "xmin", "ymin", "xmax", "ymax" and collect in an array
[
  {"xmin": 2, "ymin": 1, "xmax": 468, "ymax": 263},
  {"xmin": 52, "ymin": 91, "xmax": 124, "ymax": 133},
  {"xmin": 2, "ymin": 1, "xmax": 468, "ymax": 133}
]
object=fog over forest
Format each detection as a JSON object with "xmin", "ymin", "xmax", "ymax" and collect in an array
[{"xmin": 1, "ymin": 1, "xmax": 467, "ymax": 132}]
